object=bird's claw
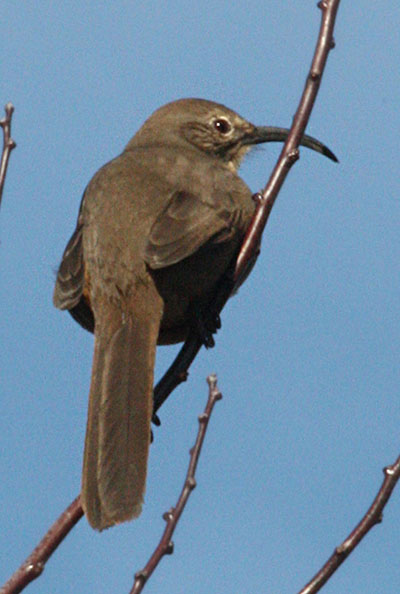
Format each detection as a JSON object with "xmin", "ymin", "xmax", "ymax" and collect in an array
[
  {"xmin": 193, "ymin": 304, "xmax": 221, "ymax": 348},
  {"xmin": 152, "ymin": 412, "xmax": 161, "ymax": 426}
]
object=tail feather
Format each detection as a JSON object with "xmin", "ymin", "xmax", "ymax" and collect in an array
[
  {"xmin": 81, "ymin": 304, "xmax": 161, "ymax": 530},
  {"xmin": 81, "ymin": 335, "xmax": 105, "ymax": 528}
]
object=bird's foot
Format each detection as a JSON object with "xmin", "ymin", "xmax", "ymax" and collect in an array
[{"xmin": 192, "ymin": 304, "xmax": 221, "ymax": 349}]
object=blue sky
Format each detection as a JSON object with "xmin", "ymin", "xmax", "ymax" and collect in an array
[{"xmin": 1, "ymin": 3, "xmax": 399, "ymax": 593}]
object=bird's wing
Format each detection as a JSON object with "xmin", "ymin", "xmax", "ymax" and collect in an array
[
  {"xmin": 53, "ymin": 193, "xmax": 95, "ymax": 332},
  {"xmin": 144, "ymin": 190, "xmax": 236, "ymax": 269},
  {"xmin": 53, "ymin": 212, "xmax": 85, "ymax": 310}
]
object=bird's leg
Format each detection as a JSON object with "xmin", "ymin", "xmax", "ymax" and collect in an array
[{"xmin": 151, "ymin": 266, "xmax": 236, "ymax": 427}]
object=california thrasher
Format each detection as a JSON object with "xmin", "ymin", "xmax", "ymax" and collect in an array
[{"xmin": 54, "ymin": 98, "xmax": 336, "ymax": 530}]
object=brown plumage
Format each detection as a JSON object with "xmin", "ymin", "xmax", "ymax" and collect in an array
[{"xmin": 53, "ymin": 98, "xmax": 336, "ymax": 530}]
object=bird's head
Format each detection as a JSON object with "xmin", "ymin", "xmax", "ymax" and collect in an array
[{"xmin": 128, "ymin": 98, "xmax": 337, "ymax": 171}]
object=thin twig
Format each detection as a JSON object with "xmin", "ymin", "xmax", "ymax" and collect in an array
[
  {"xmin": 153, "ymin": 0, "xmax": 341, "ymax": 415},
  {"xmin": 235, "ymin": 0, "xmax": 340, "ymax": 275},
  {"xmin": 0, "ymin": 102, "xmax": 16, "ymax": 209},
  {"xmin": 299, "ymin": 455, "xmax": 400, "ymax": 594},
  {"xmin": 0, "ymin": 497, "xmax": 83, "ymax": 594},
  {"xmin": 130, "ymin": 375, "xmax": 222, "ymax": 594}
]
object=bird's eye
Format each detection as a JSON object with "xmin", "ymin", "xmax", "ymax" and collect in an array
[{"xmin": 213, "ymin": 118, "xmax": 232, "ymax": 135}]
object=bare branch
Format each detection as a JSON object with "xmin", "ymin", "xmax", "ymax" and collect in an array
[
  {"xmin": 153, "ymin": 0, "xmax": 341, "ymax": 415},
  {"xmin": 235, "ymin": 0, "xmax": 341, "ymax": 276},
  {"xmin": 0, "ymin": 102, "xmax": 16, "ymax": 209},
  {"xmin": 299, "ymin": 455, "xmax": 400, "ymax": 593},
  {"xmin": 130, "ymin": 375, "xmax": 222, "ymax": 594},
  {"xmin": 0, "ymin": 497, "xmax": 83, "ymax": 594}
]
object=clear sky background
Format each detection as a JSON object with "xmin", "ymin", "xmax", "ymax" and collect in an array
[{"xmin": 1, "ymin": 3, "xmax": 399, "ymax": 593}]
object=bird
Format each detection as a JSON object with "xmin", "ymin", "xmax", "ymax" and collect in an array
[{"xmin": 53, "ymin": 98, "xmax": 336, "ymax": 530}]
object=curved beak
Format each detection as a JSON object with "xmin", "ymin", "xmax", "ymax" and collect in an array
[{"xmin": 245, "ymin": 126, "xmax": 338, "ymax": 163}]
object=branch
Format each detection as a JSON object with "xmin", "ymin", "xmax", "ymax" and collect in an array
[
  {"xmin": 152, "ymin": 0, "xmax": 341, "ymax": 415},
  {"xmin": 1, "ymin": 376, "xmax": 221, "ymax": 594},
  {"xmin": 0, "ymin": 102, "xmax": 16, "ymax": 209},
  {"xmin": 130, "ymin": 375, "xmax": 222, "ymax": 594},
  {"xmin": 0, "ymin": 497, "xmax": 83, "ymax": 594},
  {"xmin": 299, "ymin": 455, "xmax": 400, "ymax": 593}
]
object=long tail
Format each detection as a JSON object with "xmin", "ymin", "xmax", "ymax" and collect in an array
[{"xmin": 81, "ymin": 304, "xmax": 161, "ymax": 530}]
